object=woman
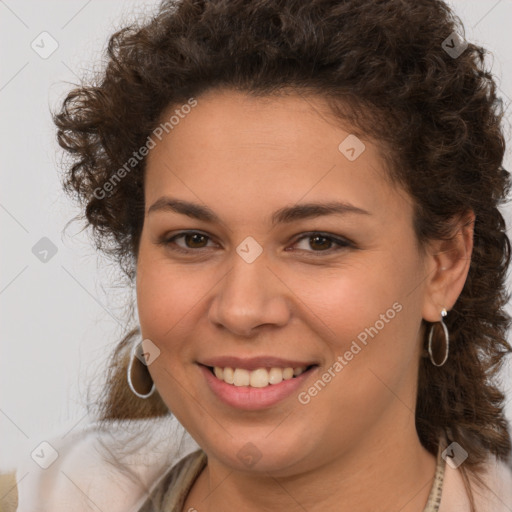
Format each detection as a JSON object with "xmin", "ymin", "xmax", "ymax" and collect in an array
[{"xmin": 4, "ymin": 0, "xmax": 512, "ymax": 510}]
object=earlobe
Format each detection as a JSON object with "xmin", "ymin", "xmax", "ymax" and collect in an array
[{"xmin": 421, "ymin": 210, "xmax": 475, "ymax": 322}]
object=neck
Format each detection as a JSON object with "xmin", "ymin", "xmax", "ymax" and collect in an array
[{"xmin": 184, "ymin": 417, "xmax": 437, "ymax": 512}]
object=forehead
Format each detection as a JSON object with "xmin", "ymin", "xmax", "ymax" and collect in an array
[{"xmin": 144, "ymin": 89, "xmax": 411, "ymax": 228}]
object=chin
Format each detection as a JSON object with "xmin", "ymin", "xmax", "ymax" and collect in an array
[{"xmin": 206, "ymin": 435, "xmax": 313, "ymax": 475}]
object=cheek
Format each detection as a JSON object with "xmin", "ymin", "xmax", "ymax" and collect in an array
[
  {"xmin": 295, "ymin": 271, "xmax": 418, "ymax": 441},
  {"xmin": 135, "ymin": 251, "xmax": 202, "ymax": 407},
  {"xmin": 136, "ymin": 248, "xmax": 198, "ymax": 343},
  {"xmin": 319, "ymin": 264, "xmax": 422, "ymax": 400},
  {"xmin": 292, "ymin": 253, "xmax": 421, "ymax": 387},
  {"xmin": 289, "ymin": 259, "xmax": 404, "ymax": 347}
]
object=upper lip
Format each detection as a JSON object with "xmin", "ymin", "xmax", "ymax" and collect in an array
[{"xmin": 199, "ymin": 356, "xmax": 317, "ymax": 371}]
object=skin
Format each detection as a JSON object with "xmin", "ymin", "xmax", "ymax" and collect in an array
[{"xmin": 135, "ymin": 88, "xmax": 474, "ymax": 512}]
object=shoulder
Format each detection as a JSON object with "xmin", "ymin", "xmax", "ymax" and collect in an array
[
  {"xmin": 12, "ymin": 416, "xmax": 199, "ymax": 512},
  {"xmin": 0, "ymin": 471, "xmax": 18, "ymax": 512},
  {"xmin": 440, "ymin": 453, "xmax": 512, "ymax": 512},
  {"xmin": 137, "ymin": 449, "xmax": 207, "ymax": 512}
]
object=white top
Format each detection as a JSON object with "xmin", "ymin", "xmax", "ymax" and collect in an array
[{"xmin": 10, "ymin": 416, "xmax": 512, "ymax": 511}]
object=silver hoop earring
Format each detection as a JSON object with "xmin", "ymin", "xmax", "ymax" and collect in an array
[
  {"xmin": 428, "ymin": 308, "xmax": 449, "ymax": 367},
  {"xmin": 127, "ymin": 340, "xmax": 156, "ymax": 399}
]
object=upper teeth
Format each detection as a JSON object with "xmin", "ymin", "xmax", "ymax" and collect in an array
[{"xmin": 213, "ymin": 366, "xmax": 307, "ymax": 388}]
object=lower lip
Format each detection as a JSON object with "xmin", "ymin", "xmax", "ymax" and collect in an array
[{"xmin": 199, "ymin": 364, "xmax": 318, "ymax": 410}]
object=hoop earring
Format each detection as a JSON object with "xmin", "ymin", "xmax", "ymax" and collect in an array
[
  {"xmin": 428, "ymin": 308, "xmax": 449, "ymax": 367},
  {"xmin": 127, "ymin": 339, "xmax": 156, "ymax": 399}
]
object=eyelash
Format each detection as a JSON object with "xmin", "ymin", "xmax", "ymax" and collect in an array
[{"xmin": 157, "ymin": 231, "xmax": 353, "ymax": 256}]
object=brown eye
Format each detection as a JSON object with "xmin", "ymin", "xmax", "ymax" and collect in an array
[
  {"xmin": 291, "ymin": 232, "xmax": 352, "ymax": 254},
  {"xmin": 157, "ymin": 231, "xmax": 216, "ymax": 253},
  {"xmin": 308, "ymin": 235, "xmax": 332, "ymax": 251},
  {"xmin": 180, "ymin": 233, "xmax": 209, "ymax": 248}
]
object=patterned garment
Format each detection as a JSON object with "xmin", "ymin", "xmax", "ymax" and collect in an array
[{"xmin": 138, "ymin": 443, "xmax": 446, "ymax": 512}]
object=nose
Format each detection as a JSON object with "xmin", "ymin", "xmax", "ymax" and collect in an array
[{"xmin": 207, "ymin": 251, "xmax": 291, "ymax": 337}]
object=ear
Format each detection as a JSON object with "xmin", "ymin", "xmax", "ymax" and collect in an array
[{"xmin": 421, "ymin": 210, "xmax": 475, "ymax": 322}]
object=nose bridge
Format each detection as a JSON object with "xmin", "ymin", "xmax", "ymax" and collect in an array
[{"xmin": 208, "ymin": 245, "xmax": 290, "ymax": 335}]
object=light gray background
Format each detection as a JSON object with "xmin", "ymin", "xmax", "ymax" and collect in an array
[{"xmin": 1, "ymin": 0, "xmax": 511, "ymax": 471}]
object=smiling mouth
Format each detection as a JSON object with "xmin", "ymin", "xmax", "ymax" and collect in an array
[{"xmin": 205, "ymin": 364, "xmax": 318, "ymax": 388}]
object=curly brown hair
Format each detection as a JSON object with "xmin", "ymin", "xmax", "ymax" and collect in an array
[{"xmin": 53, "ymin": 0, "xmax": 512, "ymax": 508}]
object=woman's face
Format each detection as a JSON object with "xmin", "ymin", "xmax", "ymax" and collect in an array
[{"xmin": 136, "ymin": 89, "xmax": 435, "ymax": 475}]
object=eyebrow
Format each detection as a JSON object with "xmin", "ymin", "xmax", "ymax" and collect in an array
[{"xmin": 147, "ymin": 197, "xmax": 371, "ymax": 226}]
